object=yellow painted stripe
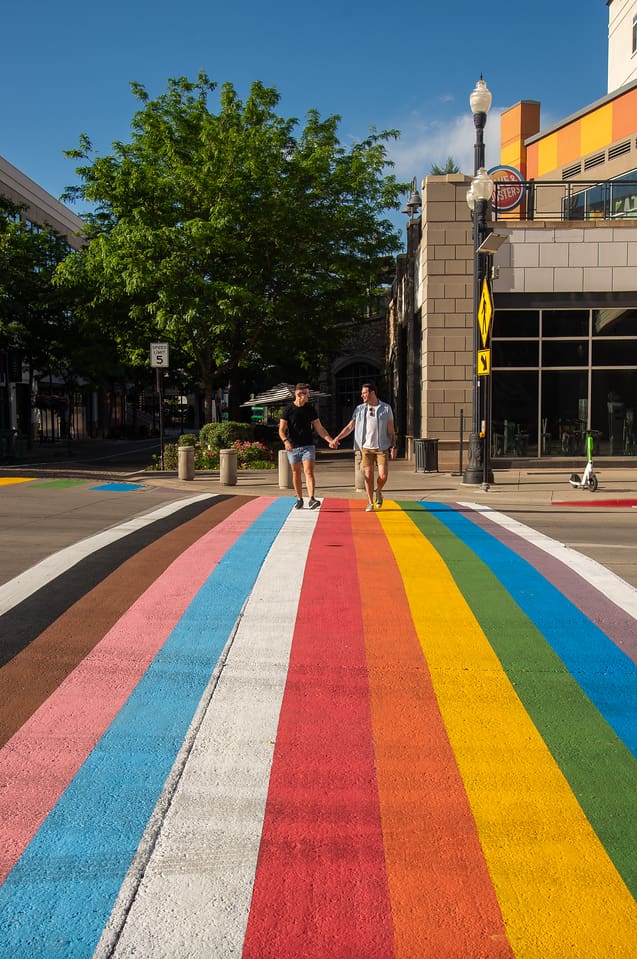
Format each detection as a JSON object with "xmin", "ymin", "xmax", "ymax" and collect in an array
[
  {"xmin": 378, "ymin": 504, "xmax": 637, "ymax": 958},
  {"xmin": 0, "ymin": 478, "xmax": 35, "ymax": 486}
]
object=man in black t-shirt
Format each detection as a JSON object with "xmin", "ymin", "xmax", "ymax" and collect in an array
[{"xmin": 279, "ymin": 383, "xmax": 335, "ymax": 510}]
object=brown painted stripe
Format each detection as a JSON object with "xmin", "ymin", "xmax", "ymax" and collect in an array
[
  {"xmin": 0, "ymin": 495, "xmax": 233, "ymax": 668},
  {"xmin": 0, "ymin": 496, "xmax": 249, "ymax": 748}
]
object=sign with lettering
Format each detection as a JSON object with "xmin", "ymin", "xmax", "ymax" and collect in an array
[
  {"xmin": 150, "ymin": 343, "xmax": 169, "ymax": 368},
  {"xmin": 489, "ymin": 165, "xmax": 525, "ymax": 212}
]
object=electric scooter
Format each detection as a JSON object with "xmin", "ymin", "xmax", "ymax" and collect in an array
[{"xmin": 568, "ymin": 432, "xmax": 598, "ymax": 492}]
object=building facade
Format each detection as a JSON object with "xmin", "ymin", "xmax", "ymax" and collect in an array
[
  {"xmin": 0, "ymin": 156, "xmax": 87, "ymax": 454},
  {"xmin": 389, "ymin": 0, "xmax": 637, "ymax": 468}
]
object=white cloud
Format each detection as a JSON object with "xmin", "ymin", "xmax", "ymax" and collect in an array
[{"xmin": 388, "ymin": 107, "xmax": 503, "ymax": 187}]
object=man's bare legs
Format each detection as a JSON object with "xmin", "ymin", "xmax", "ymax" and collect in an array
[
  {"xmin": 303, "ymin": 460, "xmax": 316, "ymax": 499},
  {"xmin": 291, "ymin": 460, "xmax": 316, "ymax": 501}
]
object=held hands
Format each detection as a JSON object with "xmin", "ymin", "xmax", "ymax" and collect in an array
[{"xmin": 329, "ymin": 439, "xmax": 340, "ymax": 449}]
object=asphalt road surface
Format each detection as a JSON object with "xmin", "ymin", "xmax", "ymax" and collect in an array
[{"xmin": 0, "ymin": 461, "xmax": 635, "ymax": 958}]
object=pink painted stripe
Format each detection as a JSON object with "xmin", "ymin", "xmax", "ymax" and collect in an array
[
  {"xmin": 242, "ymin": 506, "xmax": 394, "ymax": 959},
  {"xmin": 0, "ymin": 496, "xmax": 273, "ymax": 884}
]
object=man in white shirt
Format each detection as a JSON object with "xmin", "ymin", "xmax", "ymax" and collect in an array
[{"xmin": 331, "ymin": 382, "xmax": 396, "ymax": 511}]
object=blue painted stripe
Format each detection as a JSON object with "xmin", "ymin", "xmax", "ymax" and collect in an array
[
  {"xmin": 421, "ymin": 502, "xmax": 637, "ymax": 757},
  {"xmin": 0, "ymin": 497, "xmax": 291, "ymax": 959}
]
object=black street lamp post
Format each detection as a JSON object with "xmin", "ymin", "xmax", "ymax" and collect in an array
[{"xmin": 463, "ymin": 77, "xmax": 494, "ymax": 485}]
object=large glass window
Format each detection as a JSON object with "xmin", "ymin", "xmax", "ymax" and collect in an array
[
  {"xmin": 491, "ymin": 371, "xmax": 538, "ymax": 456},
  {"xmin": 542, "ymin": 341, "xmax": 589, "ymax": 366},
  {"xmin": 492, "ymin": 341, "xmax": 538, "ymax": 366},
  {"xmin": 491, "ymin": 306, "xmax": 637, "ymax": 457},
  {"xmin": 592, "ymin": 371, "xmax": 637, "ymax": 455},
  {"xmin": 541, "ymin": 370, "xmax": 589, "ymax": 454},
  {"xmin": 494, "ymin": 310, "xmax": 539, "ymax": 337},
  {"xmin": 593, "ymin": 307, "xmax": 637, "ymax": 336},
  {"xmin": 542, "ymin": 309, "xmax": 590, "ymax": 337}
]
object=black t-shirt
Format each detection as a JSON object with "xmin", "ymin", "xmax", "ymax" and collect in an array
[{"xmin": 282, "ymin": 403, "xmax": 318, "ymax": 447}]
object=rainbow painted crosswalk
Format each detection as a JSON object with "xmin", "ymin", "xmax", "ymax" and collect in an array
[{"xmin": 0, "ymin": 495, "xmax": 635, "ymax": 958}]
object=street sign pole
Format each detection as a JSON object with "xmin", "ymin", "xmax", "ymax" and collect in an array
[
  {"xmin": 477, "ymin": 281, "xmax": 493, "ymax": 488},
  {"xmin": 150, "ymin": 344, "xmax": 169, "ymax": 470}
]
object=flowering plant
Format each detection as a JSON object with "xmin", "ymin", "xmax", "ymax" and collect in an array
[{"xmin": 233, "ymin": 440, "xmax": 275, "ymax": 469}]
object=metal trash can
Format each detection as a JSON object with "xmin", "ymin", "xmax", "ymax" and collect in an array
[{"xmin": 414, "ymin": 438, "xmax": 439, "ymax": 472}]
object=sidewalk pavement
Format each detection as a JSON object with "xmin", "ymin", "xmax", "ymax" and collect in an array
[{"xmin": 137, "ymin": 453, "xmax": 637, "ymax": 508}]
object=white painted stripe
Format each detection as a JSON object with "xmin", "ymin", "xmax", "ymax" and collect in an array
[
  {"xmin": 0, "ymin": 494, "xmax": 215, "ymax": 616},
  {"xmin": 101, "ymin": 508, "xmax": 319, "ymax": 959},
  {"xmin": 458, "ymin": 502, "xmax": 637, "ymax": 619}
]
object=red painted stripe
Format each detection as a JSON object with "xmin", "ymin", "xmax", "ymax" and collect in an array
[
  {"xmin": 242, "ymin": 504, "xmax": 394, "ymax": 959},
  {"xmin": 351, "ymin": 505, "xmax": 514, "ymax": 958}
]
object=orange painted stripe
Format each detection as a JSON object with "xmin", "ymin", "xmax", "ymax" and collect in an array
[{"xmin": 351, "ymin": 503, "xmax": 514, "ymax": 959}]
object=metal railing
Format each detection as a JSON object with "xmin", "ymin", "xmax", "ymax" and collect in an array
[{"xmin": 493, "ymin": 179, "xmax": 637, "ymax": 222}]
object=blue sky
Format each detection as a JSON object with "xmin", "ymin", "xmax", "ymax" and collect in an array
[{"xmin": 2, "ymin": 0, "xmax": 609, "ymax": 232}]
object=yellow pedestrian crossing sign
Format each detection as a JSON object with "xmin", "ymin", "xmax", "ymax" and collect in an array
[
  {"xmin": 478, "ymin": 348, "xmax": 491, "ymax": 376},
  {"xmin": 478, "ymin": 279, "xmax": 493, "ymax": 347}
]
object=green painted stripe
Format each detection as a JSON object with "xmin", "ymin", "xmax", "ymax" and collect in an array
[
  {"xmin": 403, "ymin": 503, "xmax": 637, "ymax": 896},
  {"xmin": 32, "ymin": 479, "xmax": 89, "ymax": 488}
]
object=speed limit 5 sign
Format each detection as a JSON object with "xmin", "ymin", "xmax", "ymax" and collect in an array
[{"xmin": 150, "ymin": 343, "xmax": 169, "ymax": 368}]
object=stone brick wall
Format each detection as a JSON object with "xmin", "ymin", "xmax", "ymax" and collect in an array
[
  {"xmin": 495, "ymin": 221, "xmax": 637, "ymax": 293},
  {"xmin": 417, "ymin": 175, "xmax": 473, "ymax": 453}
]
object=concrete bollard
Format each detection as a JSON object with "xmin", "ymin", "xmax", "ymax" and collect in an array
[
  {"xmin": 354, "ymin": 450, "xmax": 365, "ymax": 490},
  {"xmin": 177, "ymin": 444, "xmax": 195, "ymax": 481},
  {"xmin": 219, "ymin": 448, "xmax": 238, "ymax": 486},
  {"xmin": 278, "ymin": 449, "xmax": 291, "ymax": 489}
]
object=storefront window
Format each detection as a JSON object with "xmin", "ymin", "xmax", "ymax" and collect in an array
[
  {"xmin": 494, "ymin": 310, "xmax": 538, "ymax": 337},
  {"xmin": 593, "ymin": 307, "xmax": 637, "ymax": 336},
  {"xmin": 491, "ymin": 371, "xmax": 538, "ymax": 457},
  {"xmin": 542, "ymin": 310, "xmax": 590, "ymax": 337},
  {"xmin": 492, "ymin": 341, "xmax": 538, "ymax": 366},
  {"xmin": 491, "ymin": 306, "xmax": 637, "ymax": 457},
  {"xmin": 542, "ymin": 341, "xmax": 589, "ymax": 366}
]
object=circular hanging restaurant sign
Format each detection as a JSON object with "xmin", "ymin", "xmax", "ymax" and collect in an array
[{"xmin": 488, "ymin": 165, "xmax": 526, "ymax": 212}]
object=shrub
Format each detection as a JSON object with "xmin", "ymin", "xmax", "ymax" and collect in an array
[
  {"xmin": 177, "ymin": 433, "xmax": 198, "ymax": 446},
  {"xmin": 199, "ymin": 421, "xmax": 254, "ymax": 451},
  {"xmin": 161, "ymin": 444, "xmax": 178, "ymax": 470},
  {"xmin": 195, "ymin": 447, "xmax": 219, "ymax": 469},
  {"xmin": 234, "ymin": 440, "xmax": 275, "ymax": 469}
]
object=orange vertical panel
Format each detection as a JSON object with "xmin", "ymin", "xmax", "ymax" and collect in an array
[
  {"xmin": 612, "ymin": 87, "xmax": 637, "ymax": 140},
  {"xmin": 557, "ymin": 120, "xmax": 582, "ymax": 168}
]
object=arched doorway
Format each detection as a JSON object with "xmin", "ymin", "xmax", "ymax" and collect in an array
[{"xmin": 333, "ymin": 361, "xmax": 381, "ymax": 445}]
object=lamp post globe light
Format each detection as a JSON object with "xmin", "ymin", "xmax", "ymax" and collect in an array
[{"xmin": 464, "ymin": 76, "xmax": 495, "ymax": 485}]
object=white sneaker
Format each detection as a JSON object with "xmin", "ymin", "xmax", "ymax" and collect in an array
[
  {"xmin": 365, "ymin": 502, "xmax": 374, "ymax": 512},
  {"xmin": 374, "ymin": 489, "xmax": 383, "ymax": 508}
]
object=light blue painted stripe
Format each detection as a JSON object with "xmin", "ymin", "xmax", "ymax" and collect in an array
[
  {"xmin": 0, "ymin": 497, "xmax": 291, "ymax": 959},
  {"xmin": 421, "ymin": 501, "xmax": 637, "ymax": 757}
]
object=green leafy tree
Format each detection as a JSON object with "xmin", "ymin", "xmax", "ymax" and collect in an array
[
  {"xmin": 430, "ymin": 157, "xmax": 460, "ymax": 175},
  {"xmin": 57, "ymin": 74, "xmax": 405, "ymax": 420},
  {"xmin": 0, "ymin": 195, "xmax": 78, "ymax": 374}
]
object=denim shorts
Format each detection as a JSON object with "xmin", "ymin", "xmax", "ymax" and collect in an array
[{"xmin": 286, "ymin": 444, "xmax": 316, "ymax": 465}]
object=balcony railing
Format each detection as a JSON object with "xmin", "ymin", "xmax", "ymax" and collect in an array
[{"xmin": 493, "ymin": 179, "xmax": 637, "ymax": 222}]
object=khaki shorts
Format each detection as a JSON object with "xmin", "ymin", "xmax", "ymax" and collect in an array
[{"xmin": 361, "ymin": 448, "xmax": 389, "ymax": 469}]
